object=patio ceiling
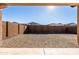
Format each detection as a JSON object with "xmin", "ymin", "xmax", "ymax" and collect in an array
[{"xmin": 0, "ymin": 3, "xmax": 79, "ymax": 7}]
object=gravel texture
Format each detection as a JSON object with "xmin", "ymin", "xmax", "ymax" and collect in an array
[{"xmin": 1, "ymin": 34, "xmax": 79, "ymax": 48}]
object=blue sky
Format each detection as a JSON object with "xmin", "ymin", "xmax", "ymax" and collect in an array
[{"xmin": 3, "ymin": 6, "xmax": 77, "ymax": 25}]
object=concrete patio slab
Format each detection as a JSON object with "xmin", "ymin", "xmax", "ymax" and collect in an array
[
  {"xmin": 0, "ymin": 48, "xmax": 44, "ymax": 55},
  {"xmin": 44, "ymin": 48, "xmax": 79, "ymax": 55},
  {"xmin": 0, "ymin": 48, "xmax": 79, "ymax": 55}
]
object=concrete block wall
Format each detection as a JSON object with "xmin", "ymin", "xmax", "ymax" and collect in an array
[
  {"xmin": 48, "ymin": 26, "xmax": 66, "ymax": 33},
  {"xmin": 2, "ymin": 21, "xmax": 77, "ymax": 40},
  {"xmin": 65, "ymin": 26, "xmax": 77, "ymax": 34},
  {"xmin": 8, "ymin": 22, "xmax": 19, "ymax": 38},
  {"xmin": 2, "ymin": 21, "xmax": 6, "ymax": 39},
  {"xmin": 2, "ymin": 21, "xmax": 27, "ymax": 39},
  {"xmin": 19, "ymin": 24, "xmax": 25, "ymax": 34},
  {"xmin": 27, "ymin": 25, "xmax": 77, "ymax": 34},
  {"xmin": 23, "ymin": 25, "xmax": 28, "ymax": 34}
]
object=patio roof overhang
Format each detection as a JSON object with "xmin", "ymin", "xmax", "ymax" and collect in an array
[
  {"xmin": 4, "ymin": 3, "xmax": 79, "ymax": 6},
  {"xmin": 0, "ymin": 3, "xmax": 79, "ymax": 9}
]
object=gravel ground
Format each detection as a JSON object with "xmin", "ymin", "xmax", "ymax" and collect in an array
[{"xmin": 1, "ymin": 34, "xmax": 79, "ymax": 48}]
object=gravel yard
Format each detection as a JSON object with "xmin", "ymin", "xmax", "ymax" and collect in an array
[{"xmin": 1, "ymin": 34, "xmax": 79, "ymax": 48}]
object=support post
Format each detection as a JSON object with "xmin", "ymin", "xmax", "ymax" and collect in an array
[
  {"xmin": 0, "ymin": 4, "xmax": 7, "ymax": 40},
  {"xmin": 77, "ymin": 6, "xmax": 79, "ymax": 45},
  {"xmin": 0, "ymin": 8, "xmax": 2, "ymax": 47},
  {"xmin": 0, "ymin": 9, "xmax": 2, "ymax": 40}
]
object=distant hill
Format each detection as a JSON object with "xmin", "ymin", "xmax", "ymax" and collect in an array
[
  {"xmin": 48, "ymin": 23, "xmax": 64, "ymax": 26},
  {"xmin": 64, "ymin": 23, "xmax": 77, "ymax": 26},
  {"xmin": 27, "ymin": 22, "xmax": 40, "ymax": 25},
  {"xmin": 48, "ymin": 23, "xmax": 77, "ymax": 26},
  {"xmin": 27, "ymin": 22, "xmax": 77, "ymax": 26}
]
